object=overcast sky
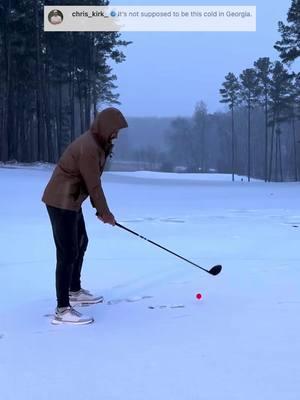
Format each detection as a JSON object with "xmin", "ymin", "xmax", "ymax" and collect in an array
[{"xmin": 108, "ymin": 0, "xmax": 296, "ymax": 117}]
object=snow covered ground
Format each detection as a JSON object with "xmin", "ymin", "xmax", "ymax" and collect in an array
[{"xmin": 1, "ymin": 165, "xmax": 300, "ymax": 400}]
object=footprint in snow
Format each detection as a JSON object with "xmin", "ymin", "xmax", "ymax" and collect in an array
[
  {"xmin": 148, "ymin": 305, "xmax": 185, "ymax": 309},
  {"xmin": 106, "ymin": 295, "xmax": 153, "ymax": 305},
  {"xmin": 160, "ymin": 218, "xmax": 185, "ymax": 223}
]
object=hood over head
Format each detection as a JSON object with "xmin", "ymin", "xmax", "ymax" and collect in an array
[{"xmin": 90, "ymin": 107, "xmax": 128, "ymax": 144}]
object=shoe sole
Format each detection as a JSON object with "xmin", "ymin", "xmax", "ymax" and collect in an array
[{"xmin": 51, "ymin": 318, "xmax": 94, "ymax": 326}]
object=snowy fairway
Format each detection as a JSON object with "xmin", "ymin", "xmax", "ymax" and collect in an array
[{"xmin": 1, "ymin": 166, "xmax": 300, "ymax": 400}]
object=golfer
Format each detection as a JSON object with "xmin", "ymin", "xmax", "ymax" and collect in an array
[{"xmin": 42, "ymin": 107, "xmax": 128, "ymax": 325}]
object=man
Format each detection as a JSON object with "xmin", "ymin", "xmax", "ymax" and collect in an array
[{"xmin": 42, "ymin": 107, "xmax": 128, "ymax": 325}]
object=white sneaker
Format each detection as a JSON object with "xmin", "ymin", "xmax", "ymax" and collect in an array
[
  {"xmin": 69, "ymin": 288, "xmax": 104, "ymax": 306},
  {"xmin": 51, "ymin": 307, "xmax": 94, "ymax": 325}
]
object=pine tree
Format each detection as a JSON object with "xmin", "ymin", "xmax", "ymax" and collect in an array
[
  {"xmin": 219, "ymin": 72, "xmax": 240, "ymax": 181},
  {"xmin": 239, "ymin": 68, "xmax": 260, "ymax": 181},
  {"xmin": 274, "ymin": 0, "xmax": 300, "ymax": 64},
  {"xmin": 268, "ymin": 62, "xmax": 294, "ymax": 181},
  {"xmin": 254, "ymin": 57, "xmax": 272, "ymax": 182},
  {"xmin": 288, "ymin": 73, "xmax": 300, "ymax": 180}
]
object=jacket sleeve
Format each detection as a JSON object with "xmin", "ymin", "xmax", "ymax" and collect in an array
[{"xmin": 78, "ymin": 149, "xmax": 110, "ymax": 216}]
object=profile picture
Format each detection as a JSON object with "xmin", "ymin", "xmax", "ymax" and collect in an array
[{"xmin": 48, "ymin": 9, "xmax": 64, "ymax": 25}]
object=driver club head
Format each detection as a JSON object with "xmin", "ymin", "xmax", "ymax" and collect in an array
[{"xmin": 209, "ymin": 264, "xmax": 222, "ymax": 276}]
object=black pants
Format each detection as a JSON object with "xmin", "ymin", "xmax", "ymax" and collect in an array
[{"xmin": 46, "ymin": 205, "xmax": 88, "ymax": 308}]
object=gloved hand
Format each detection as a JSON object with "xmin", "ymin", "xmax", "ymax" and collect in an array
[{"xmin": 97, "ymin": 211, "xmax": 116, "ymax": 226}]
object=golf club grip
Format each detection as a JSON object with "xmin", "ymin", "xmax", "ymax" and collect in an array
[{"xmin": 115, "ymin": 222, "xmax": 205, "ymax": 271}]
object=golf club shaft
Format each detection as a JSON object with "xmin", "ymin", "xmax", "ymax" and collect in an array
[{"xmin": 116, "ymin": 222, "xmax": 211, "ymax": 274}]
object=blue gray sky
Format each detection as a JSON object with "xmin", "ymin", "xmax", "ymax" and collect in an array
[{"xmin": 109, "ymin": 0, "xmax": 296, "ymax": 117}]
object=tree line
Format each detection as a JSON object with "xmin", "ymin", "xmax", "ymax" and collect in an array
[
  {"xmin": 0, "ymin": 0, "xmax": 299, "ymax": 183},
  {"xmin": 0, "ymin": 0, "xmax": 130, "ymax": 162},
  {"xmin": 219, "ymin": 58, "xmax": 299, "ymax": 182},
  {"xmin": 219, "ymin": 0, "xmax": 300, "ymax": 182},
  {"xmin": 148, "ymin": 0, "xmax": 300, "ymax": 181}
]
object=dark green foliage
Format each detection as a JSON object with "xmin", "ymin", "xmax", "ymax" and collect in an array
[
  {"xmin": 0, "ymin": 0, "xmax": 131, "ymax": 162},
  {"xmin": 239, "ymin": 68, "xmax": 260, "ymax": 181},
  {"xmin": 254, "ymin": 57, "xmax": 272, "ymax": 181},
  {"xmin": 274, "ymin": 0, "xmax": 300, "ymax": 63},
  {"xmin": 220, "ymin": 73, "xmax": 240, "ymax": 110},
  {"xmin": 267, "ymin": 62, "xmax": 294, "ymax": 181},
  {"xmin": 220, "ymin": 72, "xmax": 240, "ymax": 181}
]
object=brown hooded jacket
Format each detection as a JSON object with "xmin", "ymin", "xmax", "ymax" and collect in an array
[{"xmin": 42, "ymin": 107, "xmax": 128, "ymax": 216}]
